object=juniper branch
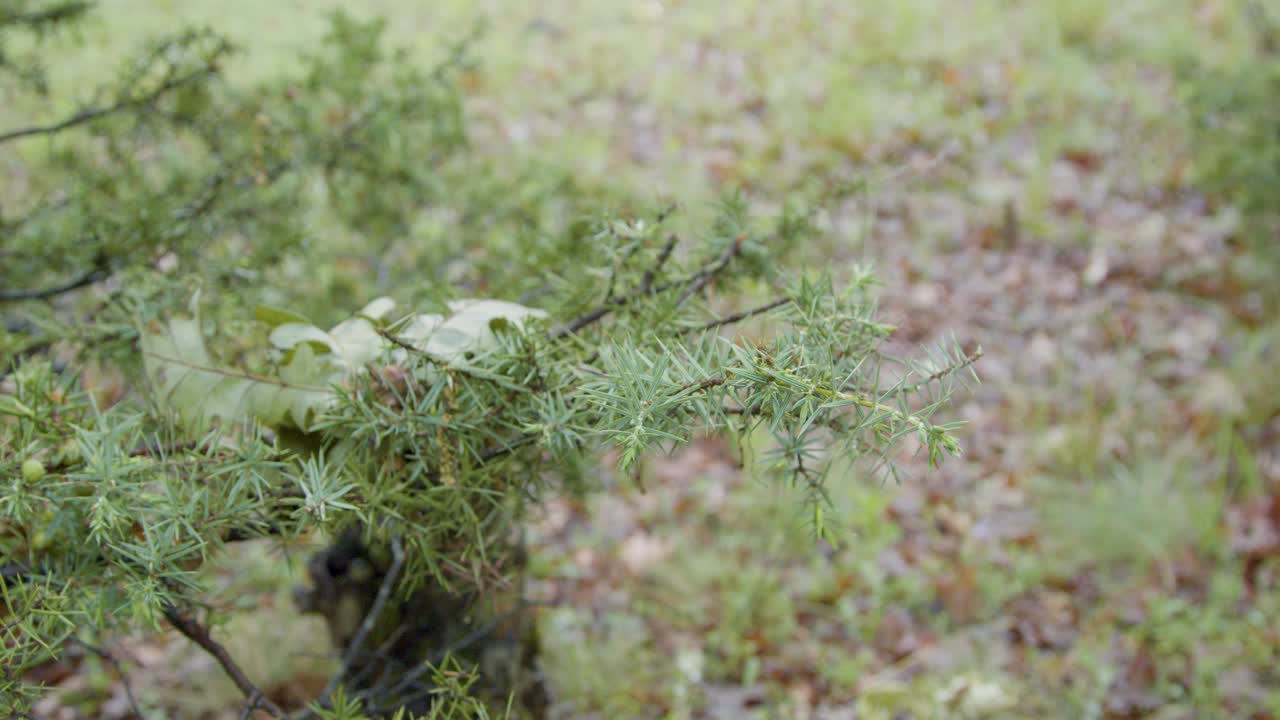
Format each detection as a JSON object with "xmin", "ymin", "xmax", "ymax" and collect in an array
[
  {"xmin": 0, "ymin": 66, "xmax": 219, "ymax": 144},
  {"xmin": 893, "ymin": 345, "xmax": 984, "ymax": 396}
]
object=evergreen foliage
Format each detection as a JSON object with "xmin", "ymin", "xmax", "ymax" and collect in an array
[{"xmin": 0, "ymin": 4, "xmax": 973, "ymax": 717}]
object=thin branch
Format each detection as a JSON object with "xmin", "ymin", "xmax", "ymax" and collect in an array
[
  {"xmin": 548, "ymin": 307, "xmax": 609, "ymax": 339},
  {"xmin": 239, "ymin": 692, "xmax": 264, "ymax": 720},
  {"xmin": 600, "ymin": 209, "xmax": 674, "ymax": 302},
  {"xmin": 0, "ymin": 66, "xmax": 217, "ymax": 145},
  {"xmin": 162, "ymin": 605, "xmax": 288, "ymax": 719},
  {"xmin": 675, "ymin": 376, "xmax": 728, "ymax": 395},
  {"xmin": 893, "ymin": 345, "xmax": 984, "ymax": 396},
  {"xmin": 675, "ymin": 234, "xmax": 744, "ymax": 306},
  {"xmin": 684, "ymin": 296, "xmax": 791, "ymax": 334},
  {"xmin": 638, "ymin": 233, "xmax": 678, "ymax": 295},
  {"xmin": 373, "ymin": 327, "xmax": 420, "ymax": 355},
  {"xmin": 323, "ymin": 535, "xmax": 405, "ymax": 699},
  {"xmin": 550, "ymin": 233, "xmax": 746, "ymax": 340},
  {"xmin": 0, "ymin": 562, "xmax": 33, "ymax": 584},
  {"xmin": 602, "ymin": 244, "xmax": 632, "ymax": 305},
  {"xmin": 574, "ymin": 363, "xmax": 608, "ymax": 379},
  {"xmin": 550, "ymin": 235, "xmax": 680, "ymax": 339},
  {"xmin": 0, "ymin": 265, "xmax": 106, "ymax": 302},
  {"xmin": 338, "ymin": 623, "xmax": 412, "ymax": 694},
  {"xmin": 76, "ymin": 639, "xmax": 145, "ymax": 720},
  {"xmin": 375, "ymin": 602, "xmax": 529, "ymax": 710}
]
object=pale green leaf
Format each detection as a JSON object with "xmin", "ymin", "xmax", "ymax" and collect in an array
[
  {"xmin": 269, "ymin": 323, "xmax": 336, "ymax": 354},
  {"xmin": 356, "ymin": 296, "xmax": 396, "ymax": 321},
  {"xmin": 326, "ymin": 316, "xmax": 384, "ymax": 369},
  {"xmin": 253, "ymin": 304, "xmax": 312, "ymax": 328},
  {"xmin": 141, "ymin": 314, "xmax": 337, "ymax": 432}
]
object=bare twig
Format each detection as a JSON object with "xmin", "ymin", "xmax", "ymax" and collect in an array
[
  {"xmin": 374, "ymin": 327, "xmax": 420, "ymax": 355},
  {"xmin": 600, "ymin": 208, "xmax": 674, "ymax": 302},
  {"xmin": 548, "ymin": 307, "xmax": 610, "ymax": 339},
  {"xmin": 76, "ymin": 639, "xmax": 145, "ymax": 719},
  {"xmin": 162, "ymin": 605, "xmax": 287, "ymax": 719},
  {"xmin": 239, "ymin": 692, "xmax": 264, "ymax": 720},
  {"xmin": 684, "ymin": 296, "xmax": 791, "ymax": 334}
]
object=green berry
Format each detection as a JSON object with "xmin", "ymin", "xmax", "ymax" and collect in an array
[
  {"xmin": 58, "ymin": 439, "xmax": 81, "ymax": 463},
  {"xmin": 21, "ymin": 458, "xmax": 46, "ymax": 483}
]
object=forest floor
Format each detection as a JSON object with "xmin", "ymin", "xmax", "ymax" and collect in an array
[{"xmin": 22, "ymin": 1, "xmax": 1280, "ymax": 718}]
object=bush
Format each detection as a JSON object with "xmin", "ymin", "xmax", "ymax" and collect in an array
[{"xmin": 0, "ymin": 4, "xmax": 973, "ymax": 717}]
